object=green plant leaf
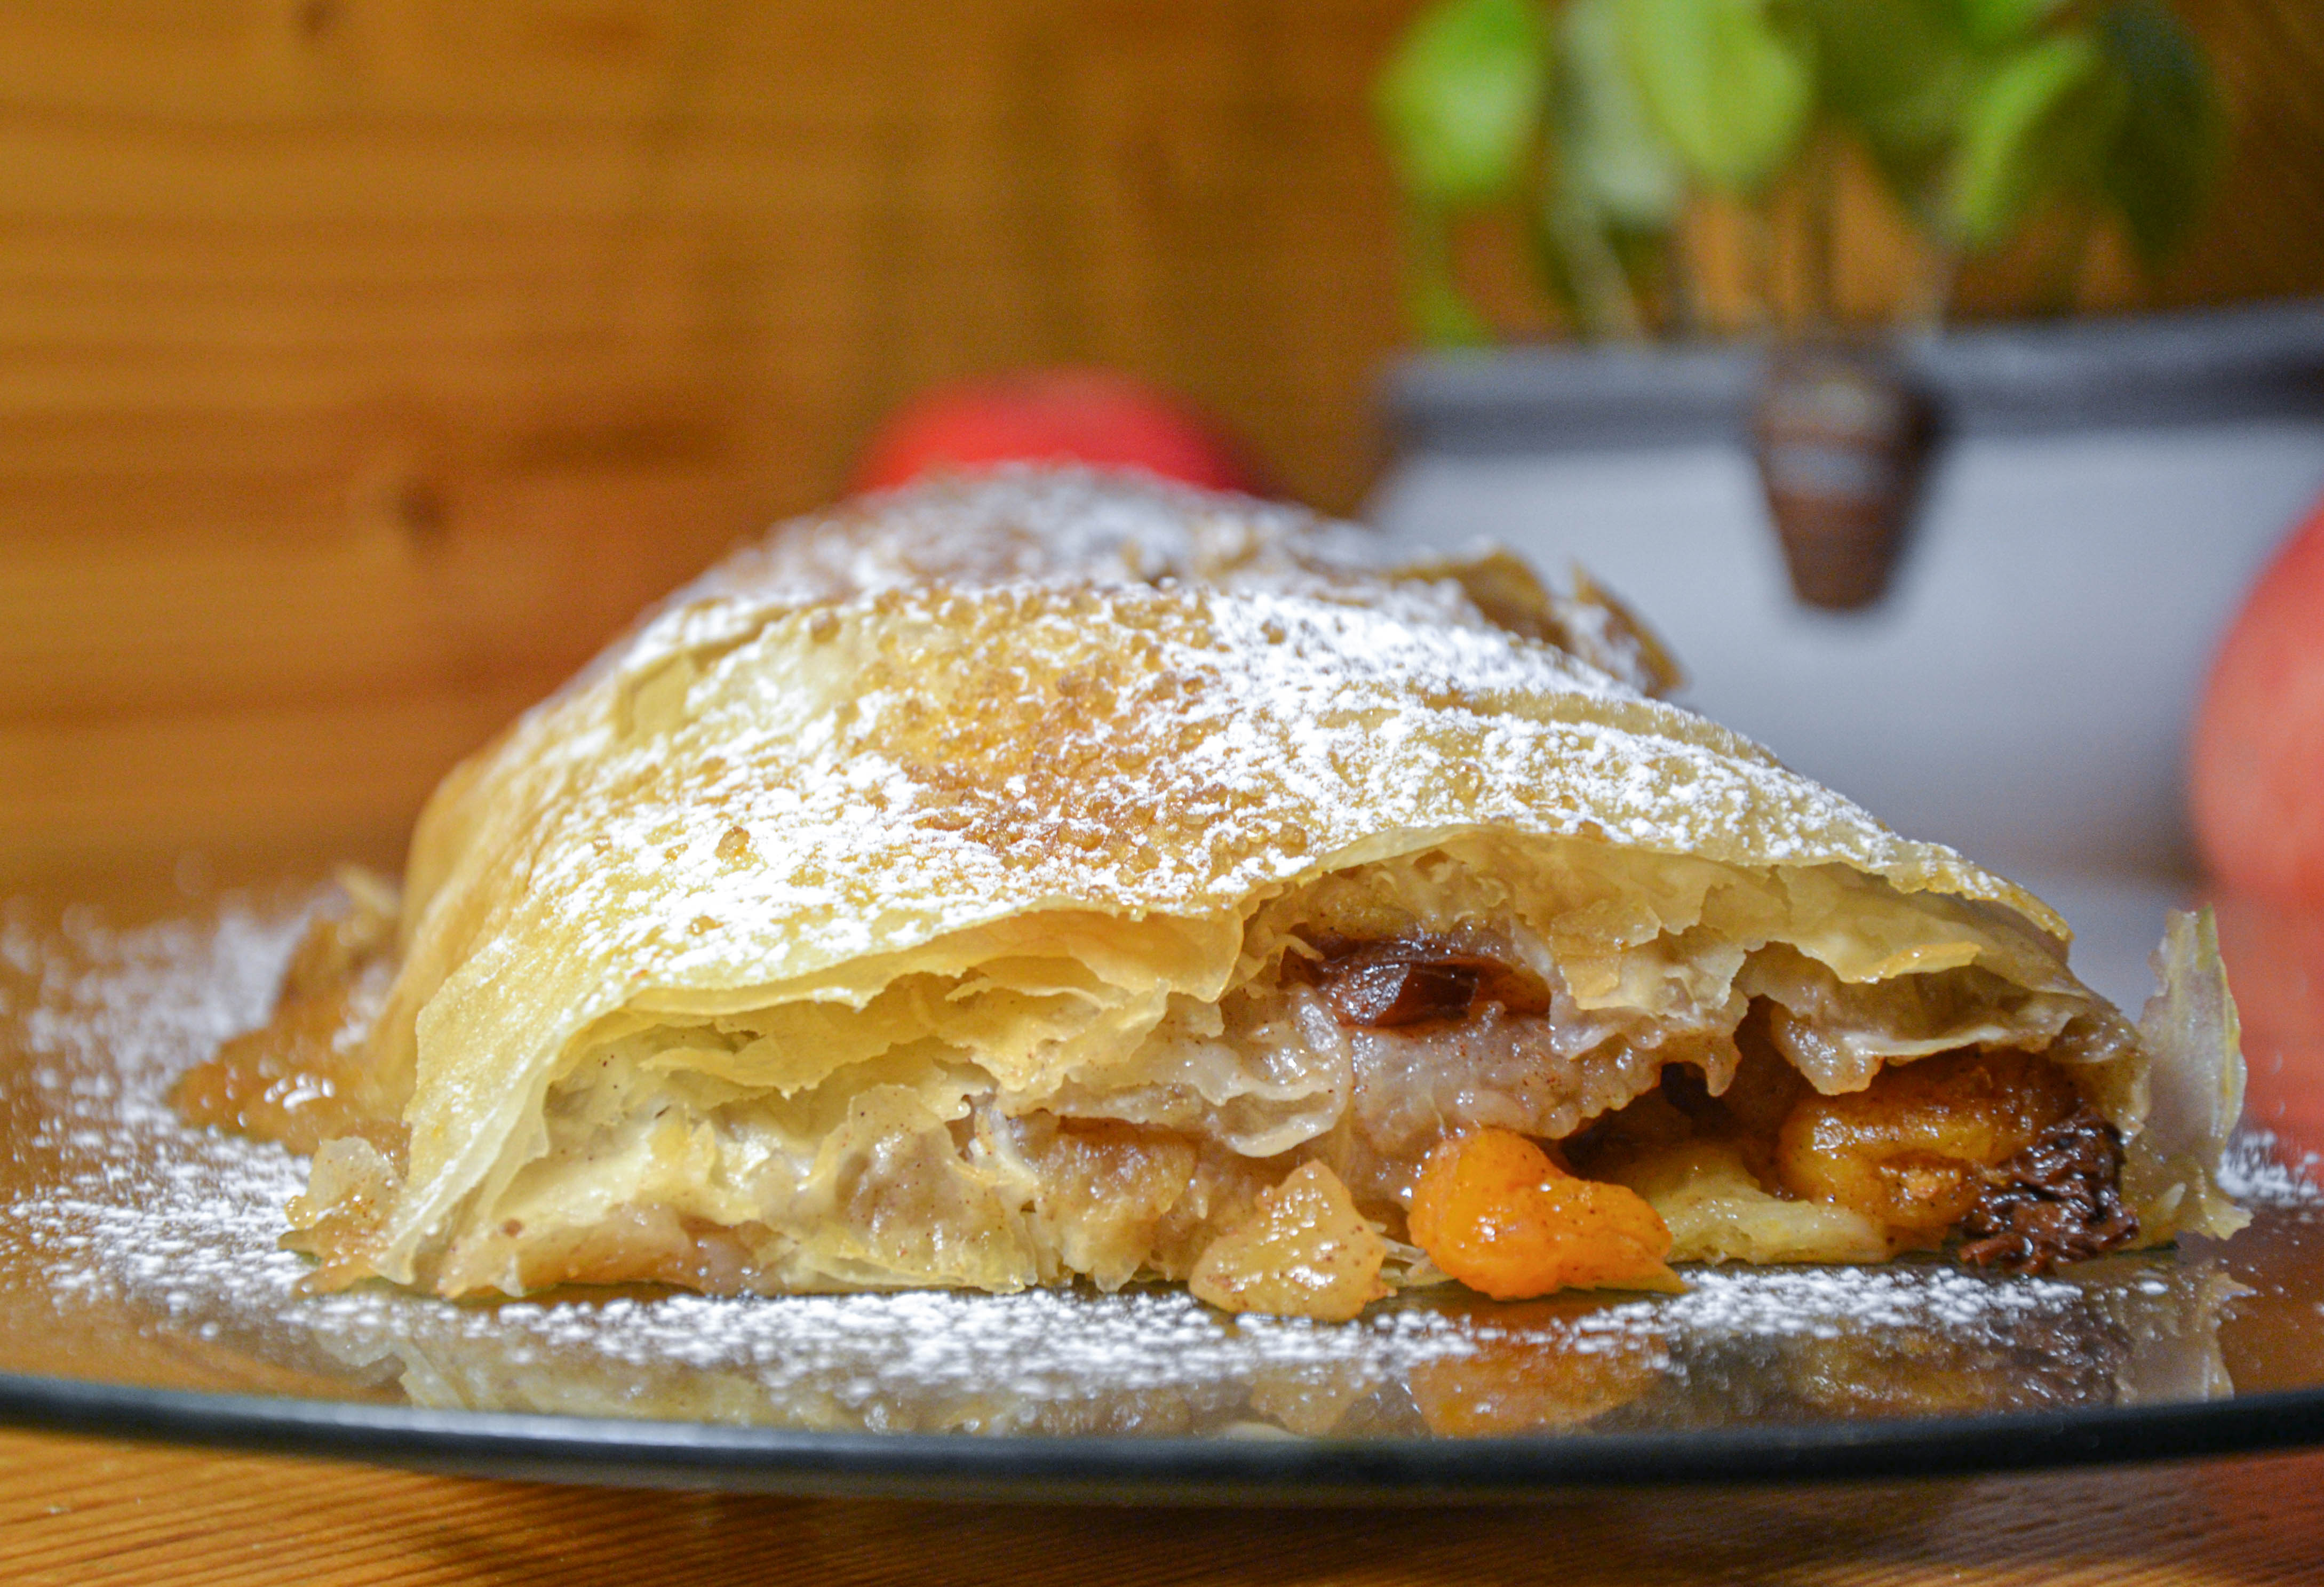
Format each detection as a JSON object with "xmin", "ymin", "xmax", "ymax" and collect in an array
[
  {"xmin": 1806, "ymin": 0, "xmax": 1973, "ymax": 194},
  {"xmin": 1412, "ymin": 263, "xmax": 1501, "ymax": 346},
  {"xmin": 1956, "ymin": 0, "xmax": 2073, "ymax": 49},
  {"xmin": 1615, "ymin": 0, "xmax": 1814, "ymax": 195},
  {"xmin": 1945, "ymin": 29, "xmax": 2124, "ymax": 250},
  {"xmin": 2098, "ymin": 0, "xmax": 2224, "ymax": 266},
  {"xmin": 1403, "ymin": 205, "xmax": 1500, "ymax": 348},
  {"xmin": 1556, "ymin": 0, "xmax": 1686, "ymax": 232},
  {"xmin": 1523, "ymin": 0, "xmax": 1681, "ymax": 339},
  {"xmin": 1374, "ymin": 0, "xmax": 1550, "ymax": 207},
  {"xmin": 1537, "ymin": 204, "xmax": 1619, "ymax": 334}
]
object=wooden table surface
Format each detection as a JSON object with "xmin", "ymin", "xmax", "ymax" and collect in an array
[{"xmin": 0, "ymin": 1428, "xmax": 2319, "ymax": 1586}]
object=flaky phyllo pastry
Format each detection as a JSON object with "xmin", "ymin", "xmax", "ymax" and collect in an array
[{"xmin": 179, "ymin": 468, "xmax": 2248, "ymax": 1320}]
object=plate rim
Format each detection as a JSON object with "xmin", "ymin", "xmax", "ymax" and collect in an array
[{"xmin": 3, "ymin": 1368, "xmax": 2321, "ymax": 1501}]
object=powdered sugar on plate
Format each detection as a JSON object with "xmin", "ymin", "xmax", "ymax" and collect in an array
[{"xmin": 2218, "ymin": 1130, "xmax": 2324, "ymax": 1208}]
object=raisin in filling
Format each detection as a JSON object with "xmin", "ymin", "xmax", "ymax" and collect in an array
[
  {"xmin": 1957, "ymin": 1105, "xmax": 2139, "ymax": 1274},
  {"xmin": 1303, "ymin": 935, "xmax": 1550, "ymax": 1029}
]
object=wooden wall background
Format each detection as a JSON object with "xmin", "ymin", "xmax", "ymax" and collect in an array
[{"xmin": 0, "ymin": 0, "xmax": 2318, "ymax": 879}]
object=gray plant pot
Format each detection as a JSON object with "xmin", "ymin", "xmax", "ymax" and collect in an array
[{"xmin": 1370, "ymin": 299, "xmax": 2324, "ymax": 892}]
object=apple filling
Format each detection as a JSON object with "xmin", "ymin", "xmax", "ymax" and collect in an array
[{"xmin": 185, "ymin": 841, "xmax": 2144, "ymax": 1314}]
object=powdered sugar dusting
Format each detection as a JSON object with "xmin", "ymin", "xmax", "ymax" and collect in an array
[
  {"xmin": 516, "ymin": 470, "xmax": 2058, "ymax": 999},
  {"xmin": 0, "ymin": 892, "xmax": 2262, "ymax": 1437},
  {"xmin": 2218, "ymin": 1130, "xmax": 2324, "ymax": 1207}
]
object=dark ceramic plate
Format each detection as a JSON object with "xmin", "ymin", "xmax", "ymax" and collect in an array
[{"xmin": 3, "ymin": 865, "xmax": 2321, "ymax": 1502}]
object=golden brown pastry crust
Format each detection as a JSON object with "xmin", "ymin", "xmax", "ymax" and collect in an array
[{"xmin": 189, "ymin": 468, "xmax": 2245, "ymax": 1304}]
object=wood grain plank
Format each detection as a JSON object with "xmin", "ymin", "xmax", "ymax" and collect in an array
[
  {"xmin": 0, "ymin": 217, "xmax": 700, "ymax": 290},
  {"xmin": 0, "ymin": 0, "xmax": 689, "ymax": 125},
  {"xmin": 0, "ymin": 389, "xmax": 729, "ymax": 483},
  {"xmin": 0, "ymin": 269, "xmax": 691, "ymax": 356},
  {"xmin": 0, "ymin": 467, "xmax": 745, "ymax": 720},
  {"xmin": 0, "ymin": 677, "xmax": 552, "ymax": 874},
  {"xmin": 0, "ymin": 118, "xmax": 659, "ymax": 222},
  {"xmin": 0, "ymin": 1426, "xmax": 2320, "ymax": 1586}
]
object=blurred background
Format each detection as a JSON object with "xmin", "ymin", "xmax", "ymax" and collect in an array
[{"xmin": 0, "ymin": 0, "xmax": 2320, "ymax": 891}]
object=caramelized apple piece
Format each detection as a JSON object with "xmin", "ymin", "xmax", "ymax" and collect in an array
[
  {"xmin": 1775, "ymin": 1050, "xmax": 2083, "ymax": 1240},
  {"xmin": 282, "ymin": 1136, "xmax": 402, "ymax": 1291},
  {"xmin": 1188, "ymin": 1161, "xmax": 1389, "ymax": 1321},
  {"xmin": 172, "ymin": 878, "xmax": 405, "ymax": 1161},
  {"xmin": 1017, "ymin": 1118, "xmax": 1197, "ymax": 1289},
  {"xmin": 1407, "ymin": 1128, "xmax": 1680, "ymax": 1299}
]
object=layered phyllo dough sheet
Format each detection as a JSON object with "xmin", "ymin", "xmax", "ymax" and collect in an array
[{"xmin": 178, "ymin": 469, "xmax": 2247, "ymax": 1319}]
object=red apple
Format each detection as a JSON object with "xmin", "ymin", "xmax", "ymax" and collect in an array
[
  {"xmin": 2210, "ymin": 888, "xmax": 2324, "ymax": 1158},
  {"xmin": 2192, "ymin": 491, "xmax": 2324, "ymax": 904},
  {"xmin": 848, "ymin": 368, "xmax": 1269, "ymax": 497}
]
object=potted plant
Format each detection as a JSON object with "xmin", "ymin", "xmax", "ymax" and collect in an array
[
  {"xmin": 1375, "ymin": 0, "xmax": 2223, "ymax": 352},
  {"xmin": 1375, "ymin": 0, "xmax": 2231, "ymax": 607},
  {"xmin": 1363, "ymin": 0, "xmax": 2324, "ymax": 883}
]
